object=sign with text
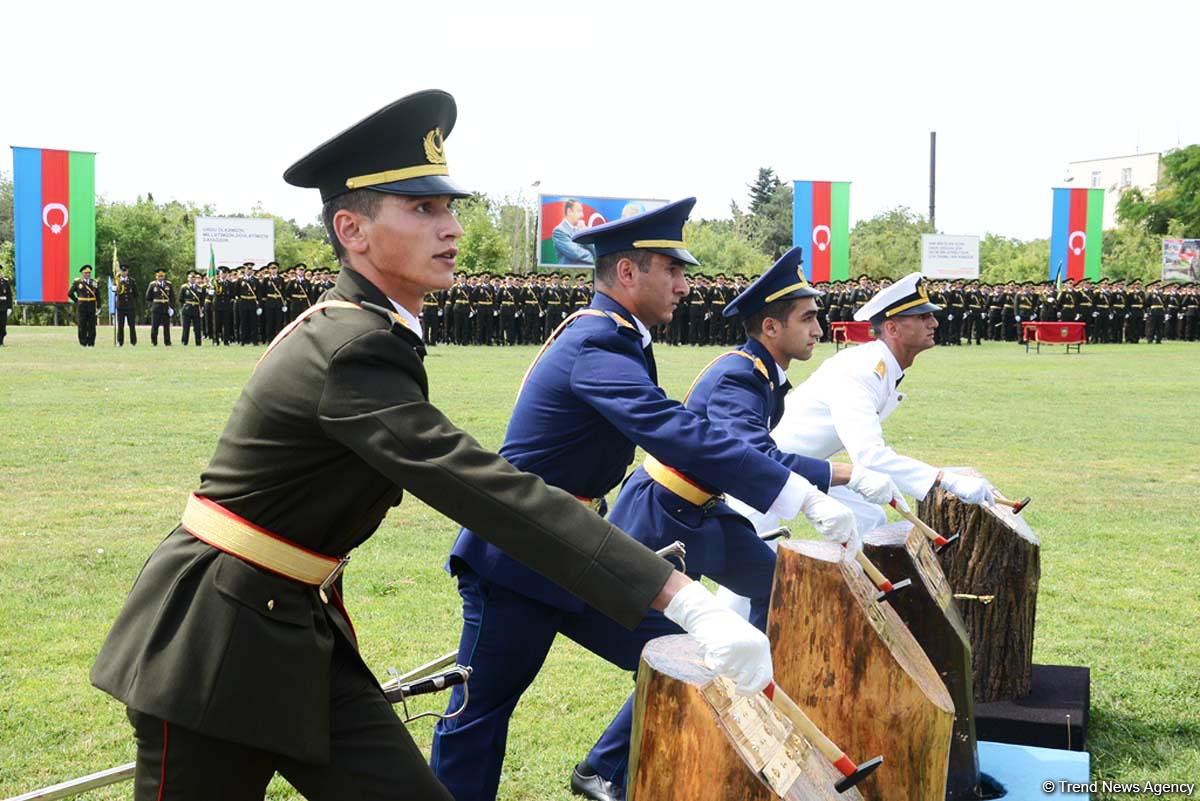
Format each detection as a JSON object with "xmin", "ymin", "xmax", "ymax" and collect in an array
[
  {"xmin": 921, "ymin": 234, "xmax": 980, "ymax": 279},
  {"xmin": 194, "ymin": 216, "xmax": 275, "ymax": 274}
]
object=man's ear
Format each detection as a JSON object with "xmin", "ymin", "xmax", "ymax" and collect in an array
[
  {"xmin": 615, "ymin": 257, "xmax": 638, "ymax": 288},
  {"xmin": 333, "ymin": 209, "xmax": 369, "ymax": 257}
]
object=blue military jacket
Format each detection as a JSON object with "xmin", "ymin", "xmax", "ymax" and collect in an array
[
  {"xmin": 607, "ymin": 337, "xmax": 832, "ymax": 573},
  {"xmin": 449, "ymin": 293, "xmax": 802, "ymax": 611}
]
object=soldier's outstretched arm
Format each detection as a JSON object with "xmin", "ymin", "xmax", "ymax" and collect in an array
[{"xmin": 316, "ymin": 327, "xmax": 672, "ymax": 630}]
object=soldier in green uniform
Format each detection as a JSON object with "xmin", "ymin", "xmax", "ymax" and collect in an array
[
  {"xmin": 1164, "ymin": 284, "xmax": 1183, "ymax": 340},
  {"xmin": 1124, "ymin": 280, "xmax": 1142, "ymax": 343},
  {"xmin": 179, "ymin": 271, "xmax": 205, "ymax": 346},
  {"xmin": 114, "ymin": 263, "xmax": 139, "ymax": 346},
  {"xmin": 91, "ymin": 90, "xmax": 768, "ymax": 801},
  {"xmin": 68, "ymin": 264, "xmax": 100, "ymax": 346},
  {"xmin": 0, "ymin": 270, "xmax": 12, "ymax": 346},
  {"xmin": 214, "ymin": 267, "xmax": 235, "ymax": 345},
  {"xmin": 236, "ymin": 263, "xmax": 260, "ymax": 345},
  {"xmin": 287, "ymin": 263, "xmax": 314, "ymax": 323},
  {"xmin": 146, "ymin": 268, "xmax": 174, "ymax": 346}
]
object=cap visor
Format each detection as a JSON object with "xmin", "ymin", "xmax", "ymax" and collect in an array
[
  {"xmin": 648, "ymin": 246, "xmax": 700, "ymax": 266},
  {"xmin": 895, "ymin": 301, "xmax": 941, "ymax": 316},
  {"xmin": 371, "ymin": 174, "xmax": 472, "ymax": 198}
]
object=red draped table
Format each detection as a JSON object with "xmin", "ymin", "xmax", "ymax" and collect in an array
[
  {"xmin": 1022, "ymin": 322, "xmax": 1085, "ymax": 353},
  {"xmin": 830, "ymin": 320, "xmax": 874, "ymax": 349}
]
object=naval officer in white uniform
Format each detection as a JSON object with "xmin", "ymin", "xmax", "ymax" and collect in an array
[{"xmin": 721, "ymin": 273, "xmax": 996, "ymax": 612}]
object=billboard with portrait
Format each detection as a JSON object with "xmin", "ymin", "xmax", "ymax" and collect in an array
[
  {"xmin": 537, "ymin": 194, "xmax": 666, "ymax": 268},
  {"xmin": 1162, "ymin": 238, "xmax": 1200, "ymax": 283}
]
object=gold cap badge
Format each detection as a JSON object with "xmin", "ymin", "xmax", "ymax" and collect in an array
[{"xmin": 423, "ymin": 128, "xmax": 446, "ymax": 165}]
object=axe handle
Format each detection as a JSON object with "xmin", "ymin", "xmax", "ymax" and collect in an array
[
  {"xmin": 854, "ymin": 551, "xmax": 893, "ymax": 592},
  {"xmin": 890, "ymin": 501, "xmax": 945, "ymax": 544},
  {"xmin": 992, "ymin": 492, "xmax": 1027, "ymax": 511},
  {"xmin": 762, "ymin": 682, "xmax": 855, "ymax": 774}
]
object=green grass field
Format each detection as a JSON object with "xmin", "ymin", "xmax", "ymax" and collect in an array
[{"xmin": 1, "ymin": 326, "xmax": 1198, "ymax": 800}]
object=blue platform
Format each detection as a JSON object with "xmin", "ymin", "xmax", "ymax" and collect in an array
[{"xmin": 979, "ymin": 740, "xmax": 1091, "ymax": 799}]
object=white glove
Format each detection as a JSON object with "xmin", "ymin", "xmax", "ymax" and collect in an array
[
  {"xmin": 940, "ymin": 471, "xmax": 995, "ymax": 505},
  {"xmin": 256, "ymin": 307, "xmax": 263, "ymax": 316},
  {"xmin": 664, "ymin": 581, "xmax": 772, "ymax": 695},
  {"xmin": 847, "ymin": 464, "xmax": 904, "ymax": 507},
  {"xmin": 167, "ymin": 307, "xmax": 175, "ymax": 318},
  {"xmin": 282, "ymin": 305, "xmax": 288, "ymax": 313},
  {"xmin": 800, "ymin": 492, "xmax": 860, "ymax": 563}
]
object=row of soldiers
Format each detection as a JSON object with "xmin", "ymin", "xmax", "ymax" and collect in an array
[
  {"xmin": 424, "ymin": 272, "xmax": 755, "ymax": 347},
  {"xmin": 816, "ymin": 276, "xmax": 1200, "ymax": 345},
  {"xmin": 104, "ymin": 262, "xmax": 338, "ymax": 346},
  {"xmin": 60, "ymin": 265, "xmax": 1200, "ymax": 349}
]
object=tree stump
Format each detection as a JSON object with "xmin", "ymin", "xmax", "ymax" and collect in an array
[
  {"xmin": 918, "ymin": 469, "xmax": 1041, "ymax": 703},
  {"xmin": 629, "ymin": 634, "xmax": 864, "ymax": 801},
  {"xmin": 864, "ymin": 523, "xmax": 981, "ymax": 801},
  {"xmin": 769, "ymin": 540, "xmax": 954, "ymax": 801}
]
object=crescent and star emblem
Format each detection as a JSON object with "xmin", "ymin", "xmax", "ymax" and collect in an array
[
  {"xmin": 812, "ymin": 225, "xmax": 831, "ymax": 252},
  {"xmin": 43, "ymin": 203, "xmax": 69, "ymax": 234},
  {"xmin": 423, "ymin": 128, "xmax": 446, "ymax": 165},
  {"xmin": 1068, "ymin": 230, "xmax": 1086, "ymax": 256}
]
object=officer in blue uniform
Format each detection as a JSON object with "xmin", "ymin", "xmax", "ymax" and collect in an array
[
  {"xmin": 432, "ymin": 202, "xmax": 869, "ymax": 801},
  {"xmin": 582, "ymin": 247, "xmax": 904, "ymax": 799}
]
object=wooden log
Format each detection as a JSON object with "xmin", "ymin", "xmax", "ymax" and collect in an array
[
  {"xmin": 629, "ymin": 634, "xmax": 864, "ymax": 801},
  {"xmin": 918, "ymin": 468, "xmax": 1041, "ymax": 702},
  {"xmin": 864, "ymin": 523, "xmax": 981, "ymax": 801},
  {"xmin": 768, "ymin": 540, "xmax": 954, "ymax": 801}
]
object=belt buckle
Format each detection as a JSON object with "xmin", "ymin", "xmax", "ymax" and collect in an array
[
  {"xmin": 318, "ymin": 556, "xmax": 351, "ymax": 603},
  {"xmin": 702, "ymin": 494, "xmax": 725, "ymax": 513}
]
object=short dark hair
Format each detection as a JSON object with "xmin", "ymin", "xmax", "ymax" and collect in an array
[
  {"xmin": 742, "ymin": 297, "xmax": 801, "ymax": 337},
  {"xmin": 321, "ymin": 189, "xmax": 386, "ymax": 264},
  {"xmin": 564, "ymin": 199, "xmax": 581, "ymax": 214},
  {"xmin": 594, "ymin": 249, "xmax": 654, "ymax": 286}
]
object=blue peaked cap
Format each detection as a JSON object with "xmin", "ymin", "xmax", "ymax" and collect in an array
[
  {"xmin": 571, "ymin": 197, "xmax": 699, "ymax": 265},
  {"xmin": 724, "ymin": 246, "xmax": 822, "ymax": 319}
]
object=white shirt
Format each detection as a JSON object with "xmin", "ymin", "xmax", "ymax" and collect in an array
[
  {"xmin": 631, "ymin": 313, "xmax": 652, "ymax": 348},
  {"xmin": 388, "ymin": 299, "xmax": 424, "ymax": 341},
  {"xmin": 771, "ymin": 339, "xmax": 939, "ymax": 500}
]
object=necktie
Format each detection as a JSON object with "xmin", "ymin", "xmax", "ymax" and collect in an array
[{"xmin": 643, "ymin": 343, "xmax": 658, "ymax": 385}]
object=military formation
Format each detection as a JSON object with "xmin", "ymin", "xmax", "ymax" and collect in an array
[
  {"xmin": 11, "ymin": 263, "xmax": 1200, "ymax": 350},
  {"xmin": 816, "ymin": 276, "xmax": 1200, "ymax": 345},
  {"xmin": 84, "ymin": 261, "xmax": 339, "ymax": 347}
]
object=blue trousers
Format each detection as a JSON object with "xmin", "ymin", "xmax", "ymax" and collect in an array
[{"xmin": 431, "ymin": 514, "xmax": 775, "ymax": 799}]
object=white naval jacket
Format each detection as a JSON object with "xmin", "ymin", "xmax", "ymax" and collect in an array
[{"xmin": 771, "ymin": 339, "xmax": 940, "ymax": 500}]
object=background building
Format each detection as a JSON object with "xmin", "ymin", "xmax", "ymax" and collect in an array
[{"xmin": 1065, "ymin": 152, "xmax": 1163, "ymax": 229}]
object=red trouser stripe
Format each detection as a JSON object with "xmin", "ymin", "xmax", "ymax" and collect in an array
[{"xmin": 157, "ymin": 720, "xmax": 169, "ymax": 801}]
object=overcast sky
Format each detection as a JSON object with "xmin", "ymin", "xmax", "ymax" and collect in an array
[{"xmin": 3, "ymin": 0, "xmax": 1195, "ymax": 241}]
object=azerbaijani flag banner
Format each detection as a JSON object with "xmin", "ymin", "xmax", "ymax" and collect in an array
[
  {"xmin": 793, "ymin": 181, "xmax": 850, "ymax": 283},
  {"xmin": 1049, "ymin": 188, "xmax": 1103, "ymax": 281},
  {"xmin": 12, "ymin": 147, "xmax": 96, "ymax": 303}
]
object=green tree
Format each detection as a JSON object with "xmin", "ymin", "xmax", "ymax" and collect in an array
[
  {"xmin": 979, "ymin": 234, "xmax": 1050, "ymax": 283},
  {"xmin": 848, "ymin": 206, "xmax": 933, "ymax": 278},
  {"xmin": 747, "ymin": 167, "xmax": 782, "ymax": 216},
  {"xmin": 684, "ymin": 218, "xmax": 771, "ymax": 277},
  {"xmin": 1116, "ymin": 144, "xmax": 1200, "ymax": 237},
  {"xmin": 0, "ymin": 171, "xmax": 13, "ymax": 247},
  {"xmin": 1102, "ymin": 224, "xmax": 1161, "ymax": 282},
  {"xmin": 454, "ymin": 195, "xmax": 511, "ymax": 275},
  {"xmin": 745, "ymin": 181, "xmax": 794, "ymax": 260}
]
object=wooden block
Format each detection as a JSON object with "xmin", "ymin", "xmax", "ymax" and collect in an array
[
  {"xmin": 917, "ymin": 467, "xmax": 1041, "ymax": 702},
  {"xmin": 865, "ymin": 523, "xmax": 981, "ymax": 801},
  {"xmin": 769, "ymin": 540, "xmax": 954, "ymax": 801},
  {"xmin": 629, "ymin": 634, "xmax": 864, "ymax": 801}
]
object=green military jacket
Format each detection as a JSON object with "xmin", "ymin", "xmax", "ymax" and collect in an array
[{"xmin": 91, "ymin": 267, "xmax": 673, "ymax": 763}]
